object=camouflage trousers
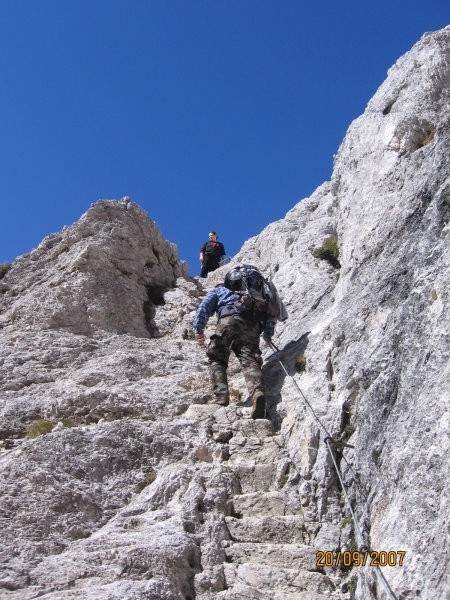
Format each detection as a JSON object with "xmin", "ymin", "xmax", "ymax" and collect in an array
[{"xmin": 206, "ymin": 315, "xmax": 263, "ymax": 403}]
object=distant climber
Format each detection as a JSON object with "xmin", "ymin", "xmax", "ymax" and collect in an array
[
  {"xmin": 193, "ymin": 265, "xmax": 287, "ymax": 419},
  {"xmin": 199, "ymin": 231, "xmax": 226, "ymax": 278}
]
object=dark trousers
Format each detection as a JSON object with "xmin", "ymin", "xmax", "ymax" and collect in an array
[
  {"xmin": 200, "ymin": 256, "xmax": 220, "ymax": 278},
  {"xmin": 206, "ymin": 315, "xmax": 263, "ymax": 401}
]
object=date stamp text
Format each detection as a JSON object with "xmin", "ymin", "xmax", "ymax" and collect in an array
[{"xmin": 316, "ymin": 550, "xmax": 406, "ymax": 568}]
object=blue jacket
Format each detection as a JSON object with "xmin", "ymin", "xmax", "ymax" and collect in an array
[{"xmin": 193, "ymin": 286, "xmax": 276, "ymax": 338}]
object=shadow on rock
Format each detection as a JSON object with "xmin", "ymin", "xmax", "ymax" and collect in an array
[{"xmin": 262, "ymin": 333, "xmax": 310, "ymax": 430}]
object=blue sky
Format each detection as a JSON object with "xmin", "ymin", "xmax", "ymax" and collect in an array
[{"xmin": 1, "ymin": 1, "xmax": 448, "ymax": 276}]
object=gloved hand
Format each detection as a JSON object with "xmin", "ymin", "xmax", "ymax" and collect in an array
[
  {"xmin": 262, "ymin": 331, "xmax": 272, "ymax": 344},
  {"xmin": 262, "ymin": 323, "xmax": 274, "ymax": 344},
  {"xmin": 195, "ymin": 332, "xmax": 205, "ymax": 346}
]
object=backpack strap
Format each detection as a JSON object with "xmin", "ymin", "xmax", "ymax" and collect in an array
[{"xmin": 217, "ymin": 303, "xmax": 240, "ymax": 319}]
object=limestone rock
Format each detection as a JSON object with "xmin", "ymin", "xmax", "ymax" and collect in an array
[{"xmin": 0, "ymin": 200, "xmax": 188, "ymax": 338}]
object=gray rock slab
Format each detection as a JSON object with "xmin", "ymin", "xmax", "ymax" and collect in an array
[
  {"xmin": 232, "ymin": 491, "xmax": 290, "ymax": 517},
  {"xmin": 230, "ymin": 460, "xmax": 277, "ymax": 494},
  {"xmin": 226, "ymin": 515, "xmax": 306, "ymax": 543},
  {"xmin": 224, "ymin": 562, "xmax": 334, "ymax": 594},
  {"xmin": 231, "ymin": 419, "xmax": 276, "ymax": 438},
  {"xmin": 228, "ymin": 435, "xmax": 284, "ymax": 462},
  {"xmin": 224, "ymin": 542, "xmax": 316, "ymax": 571}
]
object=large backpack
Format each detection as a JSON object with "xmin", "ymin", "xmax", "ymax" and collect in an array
[{"xmin": 223, "ymin": 264, "xmax": 280, "ymax": 323}]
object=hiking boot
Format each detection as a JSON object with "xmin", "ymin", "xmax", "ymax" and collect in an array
[
  {"xmin": 215, "ymin": 394, "xmax": 229, "ymax": 407},
  {"xmin": 251, "ymin": 391, "xmax": 266, "ymax": 419}
]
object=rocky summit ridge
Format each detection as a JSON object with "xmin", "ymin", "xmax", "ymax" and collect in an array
[{"xmin": 0, "ymin": 27, "xmax": 449, "ymax": 600}]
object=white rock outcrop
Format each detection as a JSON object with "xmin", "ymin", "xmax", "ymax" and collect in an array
[{"xmin": 0, "ymin": 27, "xmax": 449, "ymax": 600}]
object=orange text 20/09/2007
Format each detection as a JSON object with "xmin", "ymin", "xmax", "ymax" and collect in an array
[{"xmin": 316, "ymin": 550, "xmax": 406, "ymax": 568}]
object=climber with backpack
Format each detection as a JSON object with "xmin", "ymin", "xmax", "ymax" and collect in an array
[{"xmin": 193, "ymin": 264, "xmax": 287, "ymax": 419}]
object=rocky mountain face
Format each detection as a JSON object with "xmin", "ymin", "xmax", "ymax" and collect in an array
[{"xmin": 0, "ymin": 27, "xmax": 449, "ymax": 600}]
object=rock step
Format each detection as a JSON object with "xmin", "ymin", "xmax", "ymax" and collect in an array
[
  {"xmin": 231, "ymin": 419, "xmax": 275, "ymax": 438},
  {"xmin": 225, "ymin": 515, "xmax": 305, "ymax": 544},
  {"xmin": 223, "ymin": 562, "xmax": 334, "ymax": 597},
  {"xmin": 228, "ymin": 460, "xmax": 278, "ymax": 493},
  {"xmin": 228, "ymin": 435, "xmax": 284, "ymax": 462},
  {"xmin": 211, "ymin": 405, "xmax": 251, "ymax": 425},
  {"xmin": 232, "ymin": 491, "xmax": 294, "ymax": 517},
  {"xmin": 186, "ymin": 403, "xmax": 275, "ymax": 430},
  {"xmin": 185, "ymin": 404, "xmax": 224, "ymax": 419},
  {"xmin": 217, "ymin": 585, "xmax": 333, "ymax": 600},
  {"xmin": 224, "ymin": 542, "xmax": 316, "ymax": 571},
  {"xmin": 210, "ymin": 405, "xmax": 275, "ymax": 428}
]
